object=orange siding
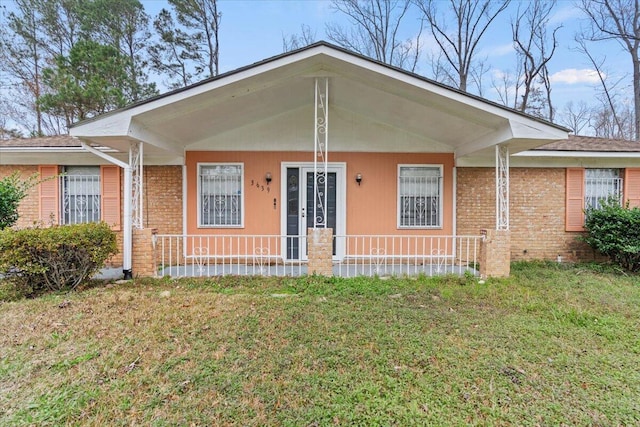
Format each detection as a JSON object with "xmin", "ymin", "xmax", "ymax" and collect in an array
[
  {"xmin": 565, "ymin": 168, "xmax": 585, "ymax": 232},
  {"xmin": 101, "ymin": 165, "xmax": 121, "ymax": 230},
  {"xmin": 185, "ymin": 151, "xmax": 455, "ymax": 236},
  {"xmin": 38, "ymin": 165, "xmax": 59, "ymax": 225},
  {"xmin": 624, "ymin": 168, "xmax": 640, "ymax": 208}
]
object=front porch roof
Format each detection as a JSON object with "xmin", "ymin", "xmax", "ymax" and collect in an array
[{"xmin": 70, "ymin": 41, "xmax": 569, "ymax": 165}]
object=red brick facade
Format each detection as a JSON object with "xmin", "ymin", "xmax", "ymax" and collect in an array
[{"xmin": 457, "ymin": 167, "xmax": 595, "ymax": 262}]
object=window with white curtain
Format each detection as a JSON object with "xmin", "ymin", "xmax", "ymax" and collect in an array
[
  {"xmin": 60, "ymin": 166, "xmax": 101, "ymax": 224},
  {"xmin": 198, "ymin": 163, "xmax": 243, "ymax": 227},
  {"xmin": 398, "ymin": 165, "xmax": 442, "ymax": 228},
  {"xmin": 585, "ymin": 168, "xmax": 622, "ymax": 210}
]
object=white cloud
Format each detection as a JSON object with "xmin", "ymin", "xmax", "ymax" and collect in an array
[
  {"xmin": 480, "ymin": 43, "xmax": 514, "ymax": 58},
  {"xmin": 550, "ymin": 68, "xmax": 603, "ymax": 84},
  {"xmin": 490, "ymin": 68, "xmax": 510, "ymax": 80},
  {"xmin": 548, "ymin": 6, "xmax": 584, "ymax": 26}
]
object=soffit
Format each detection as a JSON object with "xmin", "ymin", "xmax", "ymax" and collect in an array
[{"xmin": 70, "ymin": 45, "xmax": 568, "ymax": 159}]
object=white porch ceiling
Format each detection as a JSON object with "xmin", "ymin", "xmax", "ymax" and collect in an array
[{"xmin": 70, "ymin": 43, "xmax": 568, "ymax": 164}]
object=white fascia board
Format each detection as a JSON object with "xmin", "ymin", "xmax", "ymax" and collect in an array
[
  {"xmin": 0, "ymin": 151, "xmax": 129, "ymax": 166},
  {"xmin": 70, "ymin": 111, "xmax": 134, "ymax": 137},
  {"xmin": 508, "ymin": 120, "xmax": 568, "ymax": 140},
  {"xmin": 0, "ymin": 146, "xmax": 119, "ymax": 153},
  {"xmin": 515, "ymin": 150, "xmax": 640, "ymax": 158},
  {"xmin": 0, "ymin": 147, "xmax": 85, "ymax": 152},
  {"xmin": 457, "ymin": 156, "xmax": 640, "ymax": 168}
]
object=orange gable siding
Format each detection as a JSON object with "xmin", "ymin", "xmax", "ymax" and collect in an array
[
  {"xmin": 101, "ymin": 165, "xmax": 121, "ymax": 230},
  {"xmin": 38, "ymin": 165, "xmax": 59, "ymax": 225},
  {"xmin": 624, "ymin": 168, "xmax": 640, "ymax": 208},
  {"xmin": 565, "ymin": 168, "xmax": 585, "ymax": 232}
]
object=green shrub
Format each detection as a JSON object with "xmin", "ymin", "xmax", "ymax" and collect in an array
[
  {"xmin": 583, "ymin": 198, "xmax": 640, "ymax": 272},
  {"xmin": 0, "ymin": 222, "xmax": 118, "ymax": 298},
  {"xmin": 0, "ymin": 172, "xmax": 37, "ymax": 230}
]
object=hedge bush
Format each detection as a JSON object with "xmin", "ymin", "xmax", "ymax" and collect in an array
[
  {"xmin": 0, "ymin": 222, "xmax": 117, "ymax": 297},
  {"xmin": 583, "ymin": 198, "xmax": 640, "ymax": 272}
]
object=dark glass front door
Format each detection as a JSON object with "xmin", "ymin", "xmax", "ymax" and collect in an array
[{"xmin": 286, "ymin": 168, "xmax": 337, "ymax": 259}]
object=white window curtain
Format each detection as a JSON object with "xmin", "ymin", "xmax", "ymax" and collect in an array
[{"xmin": 585, "ymin": 169, "xmax": 622, "ymax": 209}]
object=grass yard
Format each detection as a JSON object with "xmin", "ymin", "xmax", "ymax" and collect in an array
[{"xmin": 1, "ymin": 262, "xmax": 639, "ymax": 426}]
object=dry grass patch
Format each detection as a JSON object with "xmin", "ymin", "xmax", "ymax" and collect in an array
[{"xmin": 1, "ymin": 264, "xmax": 640, "ymax": 426}]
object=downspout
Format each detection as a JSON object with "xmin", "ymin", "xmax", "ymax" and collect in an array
[{"xmin": 80, "ymin": 141, "xmax": 134, "ymax": 279}]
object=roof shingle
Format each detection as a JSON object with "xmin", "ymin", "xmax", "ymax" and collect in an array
[
  {"xmin": 536, "ymin": 135, "xmax": 640, "ymax": 152},
  {"xmin": 0, "ymin": 135, "xmax": 80, "ymax": 148}
]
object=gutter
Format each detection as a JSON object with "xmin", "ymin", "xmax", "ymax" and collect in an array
[{"xmin": 515, "ymin": 150, "xmax": 640, "ymax": 158}]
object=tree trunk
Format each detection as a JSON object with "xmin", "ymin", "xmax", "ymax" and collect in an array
[{"xmin": 634, "ymin": 55, "xmax": 640, "ymax": 141}]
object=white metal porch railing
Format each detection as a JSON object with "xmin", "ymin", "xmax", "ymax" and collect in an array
[
  {"xmin": 336, "ymin": 235, "xmax": 481, "ymax": 277},
  {"xmin": 154, "ymin": 234, "xmax": 482, "ymax": 278}
]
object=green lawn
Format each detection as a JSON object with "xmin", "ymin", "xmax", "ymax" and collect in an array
[{"xmin": 1, "ymin": 262, "xmax": 639, "ymax": 426}]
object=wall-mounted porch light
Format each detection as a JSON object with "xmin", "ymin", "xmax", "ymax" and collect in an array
[
  {"xmin": 355, "ymin": 172, "xmax": 363, "ymax": 186},
  {"xmin": 265, "ymin": 172, "xmax": 272, "ymax": 185}
]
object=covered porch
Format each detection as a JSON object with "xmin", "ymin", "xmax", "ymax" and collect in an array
[{"xmin": 69, "ymin": 42, "xmax": 569, "ymax": 279}]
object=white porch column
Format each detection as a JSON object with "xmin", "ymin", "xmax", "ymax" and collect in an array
[
  {"xmin": 80, "ymin": 140, "xmax": 141, "ymax": 279},
  {"xmin": 496, "ymin": 144, "xmax": 509, "ymax": 230},
  {"xmin": 122, "ymin": 165, "xmax": 133, "ymax": 279},
  {"xmin": 481, "ymin": 144, "xmax": 511, "ymax": 278},
  {"xmin": 130, "ymin": 141, "xmax": 143, "ymax": 229},
  {"xmin": 313, "ymin": 77, "xmax": 329, "ymax": 228}
]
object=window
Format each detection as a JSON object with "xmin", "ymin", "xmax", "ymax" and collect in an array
[
  {"xmin": 398, "ymin": 165, "xmax": 442, "ymax": 228},
  {"xmin": 585, "ymin": 169, "xmax": 622, "ymax": 209},
  {"xmin": 60, "ymin": 166, "xmax": 101, "ymax": 224},
  {"xmin": 199, "ymin": 163, "xmax": 243, "ymax": 227},
  {"xmin": 566, "ymin": 168, "xmax": 640, "ymax": 232},
  {"xmin": 39, "ymin": 165, "xmax": 121, "ymax": 230}
]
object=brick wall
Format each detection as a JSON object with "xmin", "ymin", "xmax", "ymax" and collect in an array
[
  {"xmin": 479, "ymin": 229, "xmax": 510, "ymax": 278},
  {"xmin": 307, "ymin": 228, "xmax": 334, "ymax": 276},
  {"xmin": 457, "ymin": 167, "xmax": 596, "ymax": 263},
  {"xmin": 0, "ymin": 165, "xmax": 41, "ymax": 228},
  {"xmin": 144, "ymin": 166, "xmax": 183, "ymax": 234},
  {"xmin": 132, "ymin": 228, "xmax": 157, "ymax": 277}
]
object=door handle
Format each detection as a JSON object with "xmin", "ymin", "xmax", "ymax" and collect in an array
[{"xmin": 301, "ymin": 207, "xmax": 305, "ymax": 218}]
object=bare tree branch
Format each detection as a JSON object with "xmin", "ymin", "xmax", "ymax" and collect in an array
[
  {"xmin": 578, "ymin": 0, "xmax": 640, "ymax": 140},
  {"xmin": 512, "ymin": 0, "xmax": 560, "ymax": 121},
  {"xmin": 326, "ymin": 0, "xmax": 421, "ymax": 71},
  {"xmin": 282, "ymin": 24, "xmax": 317, "ymax": 52},
  {"xmin": 576, "ymin": 37, "xmax": 625, "ymax": 137},
  {"xmin": 416, "ymin": 0, "xmax": 510, "ymax": 92}
]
